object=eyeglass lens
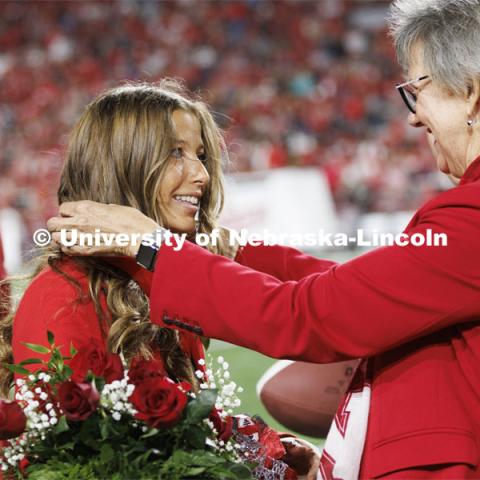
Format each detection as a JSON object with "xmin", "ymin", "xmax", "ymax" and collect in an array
[{"xmin": 399, "ymin": 86, "xmax": 417, "ymax": 114}]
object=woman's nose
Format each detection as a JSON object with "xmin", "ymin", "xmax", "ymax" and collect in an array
[
  {"xmin": 189, "ymin": 158, "xmax": 210, "ymax": 188},
  {"xmin": 407, "ymin": 111, "xmax": 423, "ymax": 128}
]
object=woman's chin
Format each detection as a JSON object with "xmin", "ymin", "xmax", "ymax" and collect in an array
[
  {"xmin": 168, "ymin": 220, "xmax": 196, "ymax": 236},
  {"xmin": 436, "ymin": 155, "xmax": 451, "ymax": 175}
]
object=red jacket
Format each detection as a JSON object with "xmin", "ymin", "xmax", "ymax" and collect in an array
[
  {"xmin": 12, "ymin": 259, "xmax": 204, "ymax": 376},
  {"xmin": 145, "ymin": 157, "xmax": 480, "ymax": 478}
]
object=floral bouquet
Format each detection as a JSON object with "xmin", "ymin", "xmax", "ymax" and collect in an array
[{"xmin": 0, "ymin": 333, "xmax": 298, "ymax": 479}]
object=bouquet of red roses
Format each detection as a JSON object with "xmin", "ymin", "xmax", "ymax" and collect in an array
[{"xmin": 0, "ymin": 333, "xmax": 297, "ymax": 480}]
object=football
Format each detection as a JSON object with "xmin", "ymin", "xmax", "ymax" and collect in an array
[{"xmin": 257, "ymin": 359, "xmax": 360, "ymax": 438}]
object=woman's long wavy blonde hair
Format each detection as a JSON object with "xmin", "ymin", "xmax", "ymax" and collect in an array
[{"xmin": 0, "ymin": 80, "xmax": 232, "ymax": 396}]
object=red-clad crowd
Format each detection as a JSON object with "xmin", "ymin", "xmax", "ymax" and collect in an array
[{"xmin": 0, "ymin": 0, "xmax": 445, "ymax": 239}]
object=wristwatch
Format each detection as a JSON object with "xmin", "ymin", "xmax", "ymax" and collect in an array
[{"xmin": 135, "ymin": 228, "xmax": 168, "ymax": 272}]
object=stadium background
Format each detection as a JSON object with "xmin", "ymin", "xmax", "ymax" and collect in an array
[{"xmin": 0, "ymin": 0, "xmax": 452, "ymax": 445}]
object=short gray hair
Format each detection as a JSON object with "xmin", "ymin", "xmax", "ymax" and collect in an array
[{"xmin": 389, "ymin": 0, "xmax": 480, "ymax": 94}]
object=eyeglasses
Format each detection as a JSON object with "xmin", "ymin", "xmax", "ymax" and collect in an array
[{"xmin": 396, "ymin": 75, "xmax": 430, "ymax": 114}]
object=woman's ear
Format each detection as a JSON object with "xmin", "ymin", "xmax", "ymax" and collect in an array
[{"xmin": 467, "ymin": 78, "xmax": 480, "ymax": 119}]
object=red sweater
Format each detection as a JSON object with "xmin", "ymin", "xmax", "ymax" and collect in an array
[{"xmin": 144, "ymin": 157, "xmax": 480, "ymax": 478}]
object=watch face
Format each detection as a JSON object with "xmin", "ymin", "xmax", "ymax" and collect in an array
[{"xmin": 136, "ymin": 243, "xmax": 158, "ymax": 271}]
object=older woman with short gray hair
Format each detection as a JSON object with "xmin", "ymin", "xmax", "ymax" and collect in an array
[
  {"xmin": 391, "ymin": 0, "xmax": 480, "ymax": 180},
  {"xmin": 49, "ymin": 1, "xmax": 480, "ymax": 478}
]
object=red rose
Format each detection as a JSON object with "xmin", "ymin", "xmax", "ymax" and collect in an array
[
  {"xmin": 70, "ymin": 342, "xmax": 123, "ymax": 383},
  {"xmin": 19, "ymin": 457, "xmax": 30, "ymax": 477},
  {"xmin": 102, "ymin": 354, "xmax": 124, "ymax": 383},
  {"xmin": 128, "ymin": 357, "xmax": 167, "ymax": 386},
  {"xmin": 129, "ymin": 377, "xmax": 189, "ymax": 428},
  {"xmin": 0, "ymin": 400, "xmax": 26, "ymax": 439},
  {"xmin": 58, "ymin": 381, "xmax": 99, "ymax": 421},
  {"xmin": 209, "ymin": 409, "xmax": 233, "ymax": 442}
]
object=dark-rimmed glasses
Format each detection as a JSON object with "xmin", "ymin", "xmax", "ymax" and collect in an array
[{"xmin": 396, "ymin": 75, "xmax": 430, "ymax": 114}]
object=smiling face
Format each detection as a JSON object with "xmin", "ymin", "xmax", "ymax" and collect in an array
[
  {"xmin": 406, "ymin": 43, "xmax": 480, "ymax": 179},
  {"xmin": 158, "ymin": 109, "xmax": 210, "ymax": 235}
]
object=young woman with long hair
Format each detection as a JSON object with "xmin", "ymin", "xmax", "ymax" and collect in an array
[
  {"xmin": 0, "ymin": 79, "xmax": 231, "ymax": 394},
  {"xmin": 0, "ymin": 80, "xmax": 319, "ymax": 479}
]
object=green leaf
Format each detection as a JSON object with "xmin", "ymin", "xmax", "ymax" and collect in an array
[
  {"xmin": 70, "ymin": 343, "xmax": 77, "ymax": 357},
  {"xmin": 47, "ymin": 330, "xmax": 55, "ymax": 346},
  {"xmin": 2, "ymin": 363, "xmax": 30, "ymax": 375},
  {"xmin": 228, "ymin": 463, "xmax": 254, "ymax": 478},
  {"xmin": 139, "ymin": 427, "xmax": 159, "ymax": 439},
  {"xmin": 186, "ymin": 467, "xmax": 206, "ymax": 475},
  {"xmin": 63, "ymin": 365, "xmax": 73, "ymax": 379},
  {"xmin": 22, "ymin": 342, "xmax": 50, "ymax": 354},
  {"xmin": 201, "ymin": 336, "xmax": 210, "ymax": 351},
  {"xmin": 56, "ymin": 359, "xmax": 64, "ymax": 374},
  {"xmin": 59, "ymin": 441, "xmax": 75, "ymax": 451},
  {"xmin": 100, "ymin": 444, "xmax": 115, "ymax": 463},
  {"xmin": 50, "ymin": 348, "xmax": 62, "ymax": 362},
  {"xmin": 18, "ymin": 358, "xmax": 43, "ymax": 366},
  {"xmin": 185, "ymin": 389, "xmax": 217, "ymax": 423},
  {"xmin": 54, "ymin": 416, "xmax": 70, "ymax": 435},
  {"xmin": 186, "ymin": 425, "xmax": 207, "ymax": 450},
  {"xmin": 93, "ymin": 376, "xmax": 105, "ymax": 392},
  {"xmin": 100, "ymin": 421, "xmax": 110, "ymax": 440}
]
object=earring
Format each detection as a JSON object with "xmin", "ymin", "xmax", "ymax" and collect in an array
[
  {"xmin": 467, "ymin": 118, "xmax": 478, "ymax": 127},
  {"xmin": 194, "ymin": 209, "xmax": 200, "ymax": 234}
]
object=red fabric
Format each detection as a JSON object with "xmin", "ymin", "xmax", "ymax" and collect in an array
[
  {"xmin": 13, "ymin": 259, "xmax": 106, "ymax": 367},
  {"xmin": 146, "ymin": 156, "xmax": 480, "ymax": 478},
  {"xmin": 12, "ymin": 258, "xmax": 205, "ymax": 378},
  {"xmin": 376, "ymin": 463, "xmax": 474, "ymax": 479},
  {"xmin": 234, "ymin": 243, "xmax": 336, "ymax": 281}
]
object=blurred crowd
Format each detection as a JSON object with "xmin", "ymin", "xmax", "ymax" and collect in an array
[{"xmin": 0, "ymin": 0, "xmax": 448, "ymax": 248}]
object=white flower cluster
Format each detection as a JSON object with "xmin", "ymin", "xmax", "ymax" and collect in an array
[
  {"xmin": 0, "ymin": 435, "xmax": 26, "ymax": 472},
  {"xmin": 100, "ymin": 372, "xmax": 136, "ymax": 422},
  {"xmin": 16, "ymin": 377, "xmax": 59, "ymax": 435},
  {"xmin": 0, "ymin": 375, "xmax": 58, "ymax": 472},
  {"xmin": 194, "ymin": 355, "xmax": 245, "ymax": 461},
  {"xmin": 1, "ymin": 372, "xmax": 139, "ymax": 473},
  {"xmin": 203, "ymin": 416, "xmax": 243, "ymax": 459},
  {"xmin": 196, "ymin": 355, "xmax": 243, "ymax": 415}
]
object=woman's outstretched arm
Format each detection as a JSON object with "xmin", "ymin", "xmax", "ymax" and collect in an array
[
  {"xmin": 47, "ymin": 193, "xmax": 480, "ymax": 362},
  {"xmin": 147, "ymin": 201, "xmax": 480, "ymax": 362},
  {"xmin": 235, "ymin": 243, "xmax": 337, "ymax": 281}
]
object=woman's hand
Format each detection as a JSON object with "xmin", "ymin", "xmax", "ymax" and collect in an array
[
  {"xmin": 281, "ymin": 436, "xmax": 320, "ymax": 480},
  {"xmin": 47, "ymin": 201, "xmax": 159, "ymax": 258}
]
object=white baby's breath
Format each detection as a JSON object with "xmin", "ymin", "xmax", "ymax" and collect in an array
[{"xmin": 100, "ymin": 370, "xmax": 137, "ymax": 418}]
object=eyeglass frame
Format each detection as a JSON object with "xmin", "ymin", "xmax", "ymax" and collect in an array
[{"xmin": 396, "ymin": 75, "xmax": 430, "ymax": 114}]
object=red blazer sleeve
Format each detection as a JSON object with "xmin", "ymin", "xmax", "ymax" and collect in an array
[
  {"xmin": 148, "ymin": 185, "xmax": 480, "ymax": 363},
  {"xmin": 106, "ymin": 243, "xmax": 337, "ymax": 296},
  {"xmin": 235, "ymin": 244, "xmax": 337, "ymax": 280},
  {"xmin": 12, "ymin": 266, "xmax": 106, "ymax": 370}
]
